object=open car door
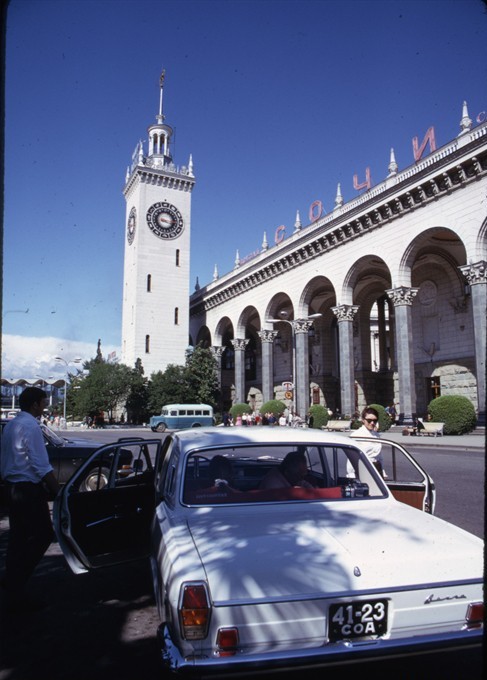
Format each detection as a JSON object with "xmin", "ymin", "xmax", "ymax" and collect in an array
[
  {"xmin": 353, "ymin": 437, "xmax": 436, "ymax": 513},
  {"xmin": 53, "ymin": 438, "xmax": 162, "ymax": 574}
]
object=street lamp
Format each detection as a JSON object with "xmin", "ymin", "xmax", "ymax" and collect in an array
[
  {"xmin": 265, "ymin": 311, "xmax": 322, "ymax": 418},
  {"xmin": 54, "ymin": 357, "xmax": 82, "ymax": 424},
  {"xmin": 36, "ymin": 375, "xmax": 54, "ymax": 407}
]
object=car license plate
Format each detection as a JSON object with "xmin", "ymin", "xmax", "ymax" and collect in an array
[{"xmin": 328, "ymin": 599, "xmax": 388, "ymax": 642}]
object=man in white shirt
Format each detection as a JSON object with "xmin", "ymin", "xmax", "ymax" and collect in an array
[
  {"xmin": 1, "ymin": 387, "xmax": 60, "ymax": 613},
  {"xmin": 349, "ymin": 406, "xmax": 384, "ymax": 477}
]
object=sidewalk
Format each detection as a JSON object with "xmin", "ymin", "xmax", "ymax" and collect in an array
[{"xmin": 382, "ymin": 425, "xmax": 485, "ymax": 450}]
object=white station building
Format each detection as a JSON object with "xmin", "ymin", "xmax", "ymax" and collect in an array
[{"xmin": 121, "ymin": 81, "xmax": 486, "ymax": 426}]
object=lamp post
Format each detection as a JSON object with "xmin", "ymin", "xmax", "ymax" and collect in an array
[
  {"xmin": 54, "ymin": 357, "xmax": 82, "ymax": 424},
  {"xmin": 36, "ymin": 375, "xmax": 54, "ymax": 407},
  {"xmin": 266, "ymin": 312, "xmax": 322, "ymax": 419}
]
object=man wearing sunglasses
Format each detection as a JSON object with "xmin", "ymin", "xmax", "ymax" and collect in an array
[{"xmin": 350, "ymin": 406, "xmax": 385, "ymax": 477}]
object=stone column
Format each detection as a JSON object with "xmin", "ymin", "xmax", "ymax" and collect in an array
[
  {"xmin": 459, "ymin": 261, "xmax": 486, "ymax": 425},
  {"xmin": 231, "ymin": 338, "xmax": 249, "ymax": 405},
  {"xmin": 332, "ymin": 305, "xmax": 359, "ymax": 418},
  {"xmin": 293, "ymin": 320, "xmax": 315, "ymax": 419},
  {"xmin": 210, "ymin": 346, "xmax": 226, "ymax": 410},
  {"xmin": 378, "ymin": 297, "xmax": 388, "ymax": 371},
  {"xmin": 386, "ymin": 286, "xmax": 419, "ymax": 425},
  {"xmin": 257, "ymin": 330, "xmax": 278, "ymax": 404}
]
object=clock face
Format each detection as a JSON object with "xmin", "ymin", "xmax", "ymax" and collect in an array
[
  {"xmin": 146, "ymin": 201, "xmax": 184, "ymax": 240},
  {"xmin": 127, "ymin": 207, "xmax": 136, "ymax": 245}
]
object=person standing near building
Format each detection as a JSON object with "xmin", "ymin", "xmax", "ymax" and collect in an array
[
  {"xmin": 349, "ymin": 406, "xmax": 385, "ymax": 477},
  {"xmin": 0, "ymin": 387, "xmax": 60, "ymax": 613}
]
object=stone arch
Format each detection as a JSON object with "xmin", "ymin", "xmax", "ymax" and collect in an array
[
  {"xmin": 236, "ymin": 305, "xmax": 261, "ymax": 337},
  {"xmin": 195, "ymin": 325, "xmax": 212, "ymax": 348},
  {"xmin": 214, "ymin": 316, "xmax": 234, "ymax": 346},
  {"xmin": 264, "ymin": 293, "xmax": 294, "ymax": 326},
  {"xmin": 236, "ymin": 306, "xmax": 261, "ymax": 384},
  {"xmin": 299, "ymin": 275, "xmax": 338, "ymax": 407},
  {"xmin": 399, "ymin": 226, "xmax": 467, "ymax": 287},
  {"xmin": 475, "ymin": 215, "xmax": 487, "ymax": 260},
  {"xmin": 214, "ymin": 317, "xmax": 235, "ymax": 409}
]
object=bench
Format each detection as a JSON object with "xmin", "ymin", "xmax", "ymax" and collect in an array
[
  {"xmin": 418, "ymin": 420, "xmax": 445, "ymax": 436},
  {"xmin": 323, "ymin": 420, "xmax": 352, "ymax": 432}
]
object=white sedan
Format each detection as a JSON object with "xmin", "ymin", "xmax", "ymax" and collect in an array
[{"xmin": 53, "ymin": 428, "xmax": 483, "ymax": 676}]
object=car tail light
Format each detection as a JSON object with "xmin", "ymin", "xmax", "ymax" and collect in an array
[
  {"xmin": 464, "ymin": 602, "xmax": 484, "ymax": 629},
  {"xmin": 216, "ymin": 627, "xmax": 239, "ymax": 656},
  {"xmin": 179, "ymin": 584, "xmax": 211, "ymax": 639}
]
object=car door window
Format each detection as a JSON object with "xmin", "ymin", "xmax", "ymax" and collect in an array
[
  {"xmin": 57, "ymin": 440, "xmax": 160, "ymax": 569},
  {"xmin": 379, "ymin": 442, "xmax": 425, "ymax": 483}
]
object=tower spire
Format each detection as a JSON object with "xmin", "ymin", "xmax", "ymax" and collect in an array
[
  {"xmin": 458, "ymin": 100, "xmax": 472, "ymax": 136},
  {"xmin": 158, "ymin": 69, "xmax": 166, "ymax": 123}
]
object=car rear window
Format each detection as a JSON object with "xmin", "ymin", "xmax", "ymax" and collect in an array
[{"xmin": 182, "ymin": 444, "xmax": 384, "ymax": 505}]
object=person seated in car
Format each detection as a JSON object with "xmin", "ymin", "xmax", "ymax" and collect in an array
[
  {"xmin": 260, "ymin": 451, "xmax": 315, "ymax": 489},
  {"xmin": 203, "ymin": 455, "xmax": 241, "ymax": 494}
]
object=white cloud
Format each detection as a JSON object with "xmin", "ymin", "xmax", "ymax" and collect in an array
[{"xmin": 1, "ymin": 335, "xmax": 121, "ymax": 380}]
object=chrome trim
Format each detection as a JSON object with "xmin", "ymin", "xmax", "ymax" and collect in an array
[
  {"xmin": 158, "ymin": 624, "xmax": 482, "ymax": 677},
  {"xmin": 210, "ymin": 578, "xmax": 482, "ymax": 607}
]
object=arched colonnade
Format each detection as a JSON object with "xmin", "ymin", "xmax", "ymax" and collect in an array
[{"xmin": 190, "ymin": 126, "xmax": 487, "ymax": 425}]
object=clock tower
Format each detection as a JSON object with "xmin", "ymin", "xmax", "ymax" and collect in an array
[{"xmin": 121, "ymin": 72, "xmax": 195, "ymax": 376}]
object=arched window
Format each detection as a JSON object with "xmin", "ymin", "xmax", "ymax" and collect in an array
[
  {"xmin": 174, "ymin": 307, "xmax": 179, "ymax": 325},
  {"xmin": 147, "ymin": 274, "xmax": 152, "ymax": 292},
  {"xmin": 145, "ymin": 335, "xmax": 150, "ymax": 353},
  {"xmin": 176, "ymin": 249, "xmax": 180, "ymax": 266}
]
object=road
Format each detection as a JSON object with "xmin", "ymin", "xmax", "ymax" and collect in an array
[
  {"xmin": 399, "ymin": 443, "xmax": 484, "ymax": 538},
  {"xmin": 0, "ymin": 428, "xmax": 483, "ymax": 679}
]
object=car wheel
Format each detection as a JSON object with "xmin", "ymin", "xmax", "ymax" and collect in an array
[
  {"xmin": 79, "ymin": 467, "xmax": 110, "ymax": 492},
  {"xmin": 156, "ymin": 423, "xmax": 166, "ymax": 433}
]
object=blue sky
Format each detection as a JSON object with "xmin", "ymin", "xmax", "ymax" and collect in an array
[{"xmin": 2, "ymin": 0, "xmax": 487, "ymax": 379}]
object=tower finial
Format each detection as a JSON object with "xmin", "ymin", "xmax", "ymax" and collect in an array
[
  {"xmin": 294, "ymin": 210, "xmax": 302, "ymax": 232},
  {"xmin": 157, "ymin": 69, "xmax": 166, "ymax": 123},
  {"xmin": 388, "ymin": 148, "xmax": 398, "ymax": 177},
  {"xmin": 458, "ymin": 100, "xmax": 472, "ymax": 136},
  {"xmin": 334, "ymin": 184, "xmax": 344, "ymax": 210}
]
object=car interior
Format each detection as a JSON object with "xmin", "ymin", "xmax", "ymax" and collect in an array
[{"xmin": 182, "ymin": 444, "xmax": 384, "ymax": 504}]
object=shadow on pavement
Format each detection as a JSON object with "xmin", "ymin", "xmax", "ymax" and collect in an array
[{"xmin": 0, "ymin": 522, "xmax": 162, "ymax": 680}]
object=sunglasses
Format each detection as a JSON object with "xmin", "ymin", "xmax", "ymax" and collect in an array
[{"xmin": 364, "ymin": 418, "xmax": 378, "ymax": 424}]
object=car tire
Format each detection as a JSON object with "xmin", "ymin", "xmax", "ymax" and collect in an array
[
  {"xmin": 79, "ymin": 466, "xmax": 110, "ymax": 492},
  {"xmin": 156, "ymin": 423, "xmax": 166, "ymax": 433}
]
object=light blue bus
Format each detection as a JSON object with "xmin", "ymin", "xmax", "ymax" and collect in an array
[{"xmin": 150, "ymin": 403, "xmax": 214, "ymax": 433}]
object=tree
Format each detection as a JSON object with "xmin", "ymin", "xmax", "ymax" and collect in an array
[
  {"xmin": 125, "ymin": 358, "xmax": 149, "ymax": 423},
  {"xmin": 146, "ymin": 345, "xmax": 219, "ymax": 415},
  {"xmin": 147, "ymin": 365, "xmax": 188, "ymax": 415},
  {"xmin": 183, "ymin": 345, "xmax": 219, "ymax": 406},
  {"xmin": 69, "ymin": 360, "xmax": 133, "ymax": 422}
]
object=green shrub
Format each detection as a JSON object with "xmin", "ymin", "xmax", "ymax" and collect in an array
[
  {"xmin": 370, "ymin": 404, "xmax": 392, "ymax": 432},
  {"xmin": 229, "ymin": 403, "xmax": 252, "ymax": 419},
  {"xmin": 428, "ymin": 395, "xmax": 476, "ymax": 434},
  {"xmin": 260, "ymin": 399, "xmax": 286, "ymax": 417},
  {"xmin": 307, "ymin": 404, "xmax": 327, "ymax": 429}
]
